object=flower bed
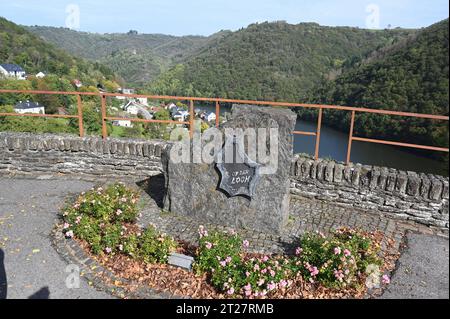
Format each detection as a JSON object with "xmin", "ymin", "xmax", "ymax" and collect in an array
[
  {"xmin": 60, "ymin": 183, "xmax": 397, "ymax": 299},
  {"xmin": 62, "ymin": 183, "xmax": 177, "ymax": 263}
]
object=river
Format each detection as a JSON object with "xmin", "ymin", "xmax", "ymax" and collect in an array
[{"xmin": 195, "ymin": 104, "xmax": 448, "ymax": 176}]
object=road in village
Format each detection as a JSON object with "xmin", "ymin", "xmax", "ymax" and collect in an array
[{"xmin": 0, "ymin": 174, "xmax": 448, "ymax": 299}]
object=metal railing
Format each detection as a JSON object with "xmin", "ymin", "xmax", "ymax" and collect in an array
[{"xmin": 0, "ymin": 89, "xmax": 448, "ymax": 164}]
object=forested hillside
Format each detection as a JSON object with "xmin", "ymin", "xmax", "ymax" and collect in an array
[
  {"xmin": 27, "ymin": 26, "xmax": 229, "ymax": 86},
  {"xmin": 1, "ymin": 18, "xmax": 117, "ymax": 86},
  {"xmin": 0, "ymin": 17, "xmax": 120, "ymax": 114},
  {"xmin": 304, "ymin": 19, "xmax": 449, "ymax": 157},
  {"xmin": 145, "ymin": 21, "xmax": 414, "ymax": 100}
]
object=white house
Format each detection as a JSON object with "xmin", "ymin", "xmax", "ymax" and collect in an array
[
  {"xmin": 205, "ymin": 112, "xmax": 216, "ymax": 123},
  {"xmin": 73, "ymin": 79, "xmax": 83, "ymax": 88},
  {"xmin": 36, "ymin": 72, "xmax": 46, "ymax": 78},
  {"xmin": 166, "ymin": 103, "xmax": 177, "ymax": 111},
  {"xmin": 116, "ymin": 88, "xmax": 135, "ymax": 100},
  {"xmin": 173, "ymin": 110, "xmax": 189, "ymax": 122},
  {"xmin": 122, "ymin": 100, "xmax": 147, "ymax": 115},
  {"xmin": 112, "ymin": 120, "xmax": 133, "ymax": 127},
  {"xmin": 122, "ymin": 88, "xmax": 135, "ymax": 95},
  {"xmin": 14, "ymin": 101, "xmax": 45, "ymax": 114},
  {"xmin": 136, "ymin": 97, "xmax": 148, "ymax": 106},
  {"xmin": 0, "ymin": 64, "xmax": 26, "ymax": 80}
]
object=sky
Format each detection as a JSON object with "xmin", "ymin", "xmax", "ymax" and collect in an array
[{"xmin": 0, "ymin": 0, "xmax": 448, "ymax": 36}]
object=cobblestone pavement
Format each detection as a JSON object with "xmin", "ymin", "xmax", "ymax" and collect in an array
[
  {"xmin": 0, "ymin": 173, "xmax": 448, "ymax": 299},
  {"xmin": 138, "ymin": 175, "xmax": 448, "ymax": 256}
]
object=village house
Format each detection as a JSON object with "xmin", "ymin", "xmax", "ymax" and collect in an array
[
  {"xmin": 14, "ymin": 101, "xmax": 45, "ymax": 114},
  {"xmin": 0, "ymin": 63, "xmax": 26, "ymax": 80},
  {"xmin": 112, "ymin": 119, "xmax": 133, "ymax": 127},
  {"xmin": 136, "ymin": 97, "xmax": 148, "ymax": 106},
  {"xmin": 116, "ymin": 88, "xmax": 135, "ymax": 100},
  {"xmin": 73, "ymin": 79, "xmax": 83, "ymax": 88},
  {"xmin": 172, "ymin": 109, "xmax": 189, "ymax": 122},
  {"xmin": 204, "ymin": 112, "xmax": 216, "ymax": 123},
  {"xmin": 121, "ymin": 100, "xmax": 151, "ymax": 116},
  {"xmin": 166, "ymin": 103, "xmax": 177, "ymax": 111}
]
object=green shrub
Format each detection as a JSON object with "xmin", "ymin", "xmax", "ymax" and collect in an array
[
  {"xmin": 62, "ymin": 183, "xmax": 177, "ymax": 263},
  {"xmin": 121, "ymin": 233, "xmax": 140, "ymax": 257},
  {"xmin": 138, "ymin": 225, "xmax": 177, "ymax": 263},
  {"xmin": 195, "ymin": 227, "xmax": 382, "ymax": 297},
  {"xmin": 292, "ymin": 229, "xmax": 382, "ymax": 288}
]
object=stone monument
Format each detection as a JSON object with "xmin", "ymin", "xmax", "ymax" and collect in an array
[{"xmin": 162, "ymin": 104, "xmax": 297, "ymax": 234}]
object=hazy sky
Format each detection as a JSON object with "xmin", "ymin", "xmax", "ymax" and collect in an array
[{"xmin": 0, "ymin": 0, "xmax": 448, "ymax": 35}]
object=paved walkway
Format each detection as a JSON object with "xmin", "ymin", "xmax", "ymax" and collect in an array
[
  {"xmin": 380, "ymin": 233, "xmax": 449, "ymax": 299},
  {"xmin": 0, "ymin": 174, "xmax": 448, "ymax": 299},
  {"xmin": 0, "ymin": 176, "xmax": 112, "ymax": 299}
]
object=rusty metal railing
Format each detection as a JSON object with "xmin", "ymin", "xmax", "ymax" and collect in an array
[{"xmin": 0, "ymin": 89, "xmax": 448, "ymax": 164}]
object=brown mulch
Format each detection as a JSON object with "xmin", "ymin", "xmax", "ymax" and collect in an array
[{"xmin": 75, "ymin": 229, "xmax": 400, "ymax": 299}]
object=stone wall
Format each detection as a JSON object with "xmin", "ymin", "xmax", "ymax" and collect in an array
[
  {"xmin": 290, "ymin": 155, "xmax": 449, "ymax": 229},
  {"xmin": 0, "ymin": 132, "xmax": 165, "ymax": 178},
  {"xmin": 0, "ymin": 132, "xmax": 448, "ymax": 229}
]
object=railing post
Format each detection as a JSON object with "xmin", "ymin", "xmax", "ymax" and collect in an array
[
  {"xmin": 76, "ymin": 94, "xmax": 84, "ymax": 138},
  {"xmin": 189, "ymin": 99, "xmax": 194, "ymax": 138},
  {"xmin": 215, "ymin": 101, "xmax": 220, "ymax": 127},
  {"xmin": 101, "ymin": 94, "xmax": 108, "ymax": 139},
  {"xmin": 346, "ymin": 110, "xmax": 356, "ymax": 164},
  {"xmin": 314, "ymin": 107, "xmax": 323, "ymax": 160}
]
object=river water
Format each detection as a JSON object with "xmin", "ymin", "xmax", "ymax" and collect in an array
[{"xmin": 196, "ymin": 104, "xmax": 448, "ymax": 176}]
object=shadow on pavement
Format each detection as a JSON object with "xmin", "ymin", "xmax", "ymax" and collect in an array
[
  {"xmin": 0, "ymin": 249, "xmax": 6, "ymax": 299},
  {"xmin": 28, "ymin": 286, "xmax": 50, "ymax": 299}
]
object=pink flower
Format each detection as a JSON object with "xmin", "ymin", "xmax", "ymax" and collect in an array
[
  {"xmin": 227, "ymin": 287, "xmax": 235, "ymax": 295},
  {"xmin": 254, "ymin": 264, "xmax": 260, "ymax": 271},
  {"xmin": 244, "ymin": 283, "xmax": 251, "ymax": 291},
  {"xmin": 257, "ymin": 279, "xmax": 265, "ymax": 286},
  {"xmin": 344, "ymin": 249, "xmax": 351, "ymax": 257},
  {"xmin": 245, "ymin": 271, "xmax": 251, "ymax": 277},
  {"xmin": 334, "ymin": 269, "xmax": 344, "ymax": 281},
  {"xmin": 262, "ymin": 256, "xmax": 269, "ymax": 262},
  {"xmin": 116, "ymin": 209, "xmax": 122, "ymax": 216},
  {"xmin": 261, "ymin": 268, "xmax": 267, "ymax": 274},
  {"xmin": 295, "ymin": 247, "xmax": 303, "ymax": 256},
  {"xmin": 334, "ymin": 247, "xmax": 341, "ymax": 255},
  {"xmin": 267, "ymin": 282, "xmax": 276, "ymax": 291},
  {"xmin": 75, "ymin": 216, "xmax": 82, "ymax": 224},
  {"xmin": 105, "ymin": 247, "xmax": 112, "ymax": 253},
  {"xmin": 279, "ymin": 280, "xmax": 288, "ymax": 288},
  {"xmin": 242, "ymin": 240, "xmax": 250, "ymax": 248},
  {"xmin": 225, "ymin": 256, "xmax": 232, "ymax": 263},
  {"xmin": 65, "ymin": 230, "xmax": 74, "ymax": 238},
  {"xmin": 245, "ymin": 290, "xmax": 252, "ymax": 297},
  {"xmin": 382, "ymin": 274, "xmax": 391, "ymax": 284},
  {"xmin": 270, "ymin": 270, "xmax": 276, "ymax": 277},
  {"xmin": 205, "ymin": 242, "xmax": 212, "ymax": 249},
  {"xmin": 309, "ymin": 266, "xmax": 319, "ymax": 277},
  {"xmin": 219, "ymin": 261, "xmax": 227, "ymax": 267},
  {"xmin": 63, "ymin": 223, "xmax": 70, "ymax": 229}
]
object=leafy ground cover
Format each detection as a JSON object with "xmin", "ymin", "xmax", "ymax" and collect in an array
[{"xmin": 60, "ymin": 183, "xmax": 398, "ymax": 299}]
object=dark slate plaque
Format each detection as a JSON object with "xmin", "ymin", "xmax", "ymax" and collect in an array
[{"xmin": 216, "ymin": 137, "xmax": 261, "ymax": 198}]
